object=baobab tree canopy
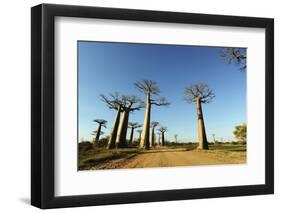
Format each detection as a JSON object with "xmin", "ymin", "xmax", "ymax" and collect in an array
[
  {"xmin": 220, "ymin": 47, "xmax": 247, "ymax": 70},
  {"xmin": 100, "ymin": 93, "xmax": 125, "ymax": 110},
  {"xmin": 93, "ymin": 119, "xmax": 107, "ymax": 127},
  {"xmin": 184, "ymin": 83, "xmax": 215, "ymax": 104},
  {"xmin": 134, "ymin": 80, "xmax": 160, "ymax": 95}
]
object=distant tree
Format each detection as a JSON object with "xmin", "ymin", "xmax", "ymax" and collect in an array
[
  {"xmin": 220, "ymin": 48, "xmax": 247, "ymax": 71},
  {"xmin": 174, "ymin": 134, "xmax": 178, "ymax": 143},
  {"xmin": 158, "ymin": 127, "xmax": 168, "ymax": 146},
  {"xmin": 128, "ymin": 122, "xmax": 142, "ymax": 144},
  {"xmin": 184, "ymin": 83, "xmax": 215, "ymax": 150},
  {"xmin": 150, "ymin": 121, "xmax": 159, "ymax": 147},
  {"xmin": 135, "ymin": 80, "xmax": 169, "ymax": 150},
  {"xmin": 93, "ymin": 119, "xmax": 107, "ymax": 143},
  {"xmin": 233, "ymin": 123, "xmax": 247, "ymax": 143}
]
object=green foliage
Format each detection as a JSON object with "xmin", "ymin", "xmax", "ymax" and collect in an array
[{"xmin": 233, "ymin": 123, "xmax": 247, "ymax": 143}]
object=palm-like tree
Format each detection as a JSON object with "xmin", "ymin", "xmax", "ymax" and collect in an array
[
  {"xmin": 150, "ymin": 121, "xmax": 159, "ymax": 147},
  {"xmin": 184, "ymin": 83, "xmax": 215, "ymax": 150},
  {"xmin": 128, "ymin": 122, "xmax": 142, "ymax": 144},
  {"xmin": 134, "ymin": 80, "xmax": 169, "ymax": 150},
  {"xmin": 158, "ymin": 127, "xmax": 168, "ymax": 146},
  {"xmin": 93, "ymin": 119, "xmax": 107, "ymax": 143}
]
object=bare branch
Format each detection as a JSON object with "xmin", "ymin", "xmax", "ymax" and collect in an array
[
  {"xmin": 128, "ymin": 122, "xmax": 142, "ymax": 129},
  {"xmin": 220, "ymin": 47, "xmax": 247, "ymax": 71},
  {"xmin": 158, "ymin": 126, "xmax": 168, "ymax": 133},
  {"xmin": 121, "ymin": 95, "xmax": 144, "ymax": 112},
  {"xmin": 184, "ymin": 83, "xmax": 215, "ymax": 104},
  {"xmin": 100, "ymin": 93, "xmax": 122, "ymax": 110},
  {"xmin": 134, "ymin": 80, "xmax": 160, "ymax": 95},
  {"xmin": 151, "ymin": 97, "xmax": 170, "ymax": 106}
]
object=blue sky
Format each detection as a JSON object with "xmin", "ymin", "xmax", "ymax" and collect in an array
[{"xmin": 78, "ymin": 41, "xmax": 246, "ymax": 143}]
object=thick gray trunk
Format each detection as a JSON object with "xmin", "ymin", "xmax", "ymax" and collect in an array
[
  {"xmin": 161, "ymin": 132, "xmax": 165, "ymax": 146},
  {"xmin": 107, "ymin": 106, "xmax": 121, "ymax": 149},
  {"xmin": 140, "ymin": 94, "xmax": 151, "ymax": 150},
  {"xmin": 116, "ymin": 111, "xmax": 129, "ymax": 148},
  {"xmin": 196, "ymin": 97, "xmax": 209, "ymax": 150}
]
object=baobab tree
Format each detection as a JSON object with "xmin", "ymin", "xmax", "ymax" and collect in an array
[
  {"xmin": 174, "ymin": 134, "xmax": 178, "ymax": 143},
  {"xmin": 116, "ymin": 96, "xmax": 143, "ymax": 148},
  {"xmin": 136, "ymin": 130, "xmax": 142, "ymax": 144},
  {"xmin": 134, "ymin": 80, "xmax": 169, "ymax": 150},
  {"xmin": 128, "ymin": 122, "xmax": 142, "ymax": 144},
  {"xmin": 150, "ymin": 121, "xmax": 159, "ymax": 147},
  {"xmin": 100, "ymin": 93, "xmax": 124, "ymax": 149},
  {"xmin": 158, "ymin": 127, "xmax": 168, "ymax": 146},
  {"xmin": 93, "ymin": 119, "xmax": 107, "ymax": 143},
  {"xmin": 220, "ymin": 48, "xmax": 247, "ymax": 71},
  {"xmin": 184, "ymin": 83, "xmax": 215, "ymax": 150}
]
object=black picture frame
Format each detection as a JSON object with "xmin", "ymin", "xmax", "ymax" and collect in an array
[{"xmin": 31, "ymin": 3, "xmax": 274, "ymax": 209}]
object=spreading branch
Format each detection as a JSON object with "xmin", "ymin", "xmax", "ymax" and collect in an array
[
  {"xmin": 93, "ymin": 119, "xmax": 107, "ymax": 128},
  {"xmin": 184, "ymin": 83, "xmax": 215, "ymax": 104},
  {"xmin": 134, "ymin": 80, "xmax": 160, "ymax": 95}
]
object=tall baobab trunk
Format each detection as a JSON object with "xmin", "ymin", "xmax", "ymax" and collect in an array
[
  {"xmin": 95, "ymin": 124, "xmax": 102, "ymax": 143},
  {"xmin": 140, "ymin": 93, "xmax": 151, "ymax": 150},
  {"xmin": 150, "ymin": 127, "xmax": 155, "ymax": 147},
  {"xmin": 129, "ymin": 127, "xmax": 134, "ymax": 144},
  {"xmin": 107, "ymin": 106, "xmax": 121, "ymax": 149},
  {"xmin": 158, "ymin": 133, "xmax": 161, "ymax": 145},
  {"xmin": 161, "ymin": 132, "xmax": 165, "ymax": 146},
  {"xmin": 196, "ymin": 97, "xmax": 209, "ymax": 149},
  {"xmin": 116, "ymin": 111, "xmax": 129, "ymax": 148}
]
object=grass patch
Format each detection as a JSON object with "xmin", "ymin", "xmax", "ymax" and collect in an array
[
  {"xmin": 78, "ymin": 143, "xmax": 140, "ymax": 170},
  {"xmin": 208, "ymin": 144, "xmax": 246, "ymax": 152}
]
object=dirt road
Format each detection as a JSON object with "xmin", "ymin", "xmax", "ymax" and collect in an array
[{"xmin": 91, "ymin": 148, "xmax": 246, "ymax": 170}]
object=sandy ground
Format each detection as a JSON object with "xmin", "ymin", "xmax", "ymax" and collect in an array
[{"xmin": 90, "ymin": 148, "xmax": 246, "ymax": 170}]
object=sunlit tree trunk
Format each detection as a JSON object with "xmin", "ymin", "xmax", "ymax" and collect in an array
[
  {"xmin": 196, "ymin": 97, "xmax": 209, "ymax": 149},
  {"xmin": 116, "ymin": 111, "xmax": 129, "ymax": 148},
  {"xmin": 107, "ymin": 106, "xmax": 121, "ymax": 149},
  {"xmin": 140, "ymin": 93, "xmax": 151, "ymax": 150}
]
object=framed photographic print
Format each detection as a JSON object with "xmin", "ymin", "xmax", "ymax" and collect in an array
[{"xmin": 31, "ymin": 3, "xmax": 274, "ymax": 209}]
